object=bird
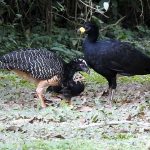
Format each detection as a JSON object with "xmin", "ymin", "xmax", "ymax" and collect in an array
[
  {"xmin": 78, "ymin": 22, "xmax": 150, "ymax": 101},
  {"xmin": 46, "ymin": 72, "xmax": 85, "ymax": 104},
  {"xmin": 47, "ymin": 74, "xmax": 85, "ymax": 97},
  {"xmin": 0, "ymin": 48, "xmax": 89, "ymax": 108},
  {"xmin": 46, "ymin": 79, "xmax": 85, "ymax": 104}
]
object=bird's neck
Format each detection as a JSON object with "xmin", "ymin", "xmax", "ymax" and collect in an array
[
  {"xmin": 86, "ymin": 32, "xmax": 99, "ymax": 43},
  {"xmin": 63, "ymin": 63, "xmax": 75, "ymax": 84}
]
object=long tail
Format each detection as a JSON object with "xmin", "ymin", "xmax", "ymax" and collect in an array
[
  {"xmin": 146, "ymin": 57, "xmax": 150, "ymax": 74},
  {"xmin": 0, "ymin": 57, "xmax": 9, "ymax": 70},
  {"xmin": 0, "ymin": 62, "xmax": 7, "ymax": 69}
]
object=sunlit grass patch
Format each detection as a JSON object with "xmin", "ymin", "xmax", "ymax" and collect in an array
[
  {"xmin": 102, "ymin": 132, "xmax": 134, "ymax": 140},
  {"xmin": 82, "ymin": 70, "xmax": 150, "ymax": 84},
  {"xmin": 0, "ymin": 70, "xmax": 35, "ymax": 89},
  {"xmin": 82, "ymin": 70, "xmax": 107, "ymax": 84}
]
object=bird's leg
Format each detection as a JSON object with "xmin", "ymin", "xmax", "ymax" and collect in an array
[
  {"xmin": 101, "ymin": 76, "xmax": 117, "ymax": 97},
  {"xmin": 36, "ymin": 77, "xmax": 61, "ymax": 108},
  {"xmin": 36, "ymin": 86, "xmax": 47, "ymax": 108},
  {"xmin": 104, "ymin": 88, "xmax": 115, "ymax": 107},
  {"xmin": 108, "ymin": 76, "xmax": 117, "ymax": 101},
  {"xmin": 109, "ymin": 88, "xmax": 115, "ymax": 101},
  {"xmin": 36, "ymin": 80, "xmax": 52, "ymax": 108},
  {"xmin": 61, "ymin": 87, "xmax": 72, "ymax": 105}
]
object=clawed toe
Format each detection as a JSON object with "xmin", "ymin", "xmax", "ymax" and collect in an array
[
  {"xmin": 101, "ymin": 90, "xmax": 109, "ymax": 96},
  {"xmin": 44, "ymin": 99, "xmax": 53, "ymax": 104}
]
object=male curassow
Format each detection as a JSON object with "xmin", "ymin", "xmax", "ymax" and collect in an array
[
  {"xmin": 78, "ymin": 22, "xmax": 150, "ymax": 100},
  {"xmin": 0, "ymin": 48, "xmax": 89, "ymax": 108}
]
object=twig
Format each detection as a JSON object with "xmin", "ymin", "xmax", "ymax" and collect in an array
[
  {"xmin": 139, "ymin": 0, "xmax": 144, "ymax": 17},
  {"xmin": 147, "ymin": 0, "xmax": 150, "ymax": 11},
  {"xmin": 100, "ymin": 16, "xmax": 126, "ymax": 32},
  {"xmin": 89, "ymin": 0, "xmax": 93, "ymax": 21},
  {"xmin": 24, "ymin": 0, "xmax": 36, "ymax": 17},
  {"xmin": 78, "ymin": 0, "xmax": 109, "ymax": 18},
  {"xmin": 75, "ymin": 0, "xmax": 78, "ymax": 22},
  {"xmin": 78, "ymin": 120, "xmax": 150, "ymax": 129}
]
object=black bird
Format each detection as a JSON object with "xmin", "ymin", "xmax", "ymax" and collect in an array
[
  {"xmin": 78, "ymin": 22, "xmax": 150, "ymax": 100},
  {"xmin": 47, "ymin": 79, "xmax": 85, "ymax": 102},
  {"xmin": 0, "ymin": 48, "xmax": 89, "ymax": 107}
]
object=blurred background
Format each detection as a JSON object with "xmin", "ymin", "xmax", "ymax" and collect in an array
[{"xmin": 0, "ymin": 0, "xmax": 150, "ymax": 60}]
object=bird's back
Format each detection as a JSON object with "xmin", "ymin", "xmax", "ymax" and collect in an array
[
  {"xmin": 0, "ymin": 48, "xmax": 64, "ymax": 79},
  {"xmin": 84, "ymin": 39, "xmax": 150, "ymax": 75}
]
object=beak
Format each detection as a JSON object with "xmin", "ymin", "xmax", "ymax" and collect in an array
[
  {"xmin": 83, "ymin": 67, "xmax": 90, "ymax": 74},
  {"xmin": 77, "ymin": 27, "xmax": 86, "ymax": 34}
]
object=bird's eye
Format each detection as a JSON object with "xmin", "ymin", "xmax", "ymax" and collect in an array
[
  {"xmin": 79, "ymin": 63, "xmax": 85, "ymax": 67},
  {"xmin": 85, "ymin": 26, "xmax": 91, "ymax": 31}
]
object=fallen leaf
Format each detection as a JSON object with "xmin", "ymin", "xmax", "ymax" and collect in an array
[
  {"xmin": 126, "ymin": 114, "xmax": 132, "ymax": 121},
  {"xmin": 53, "ymin": 134, "xmax": 65, "ymax": 139}
]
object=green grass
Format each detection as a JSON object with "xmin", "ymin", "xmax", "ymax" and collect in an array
[
  {"xmin": 0, "ymin": 138, "xmax": 148, "ymax": 150},
  {"xmin": 83, "ymin": 70, "xmax": 150, "ymax": 84},
  {"xmin": 0, "ymin": 70, "xmax": 35, "ymax": 89}
]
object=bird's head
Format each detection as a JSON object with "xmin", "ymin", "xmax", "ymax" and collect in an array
[
  {"xmin": 69, "ymin": 58, "xmax": 90, "ymax": 74},
  {"xmin": 78, "ymin": 22, "xmax": 99, "ymax": 34},
  {"xmin": 78, "ymin": 22, "xmax": 99, "ymax": 42}
]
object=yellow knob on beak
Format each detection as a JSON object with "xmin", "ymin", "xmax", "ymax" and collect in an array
[{"xmin": 78, "ymin": 27, "xmax": 86, "ymax": 34}]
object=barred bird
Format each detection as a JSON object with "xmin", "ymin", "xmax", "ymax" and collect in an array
[
  {"xmin": 78, "ymin": 22, "xmax": 150, "ymax": 101},
  {"xmin": 0, "ymin": 48, "xmax": 89, "ymax": 108}
]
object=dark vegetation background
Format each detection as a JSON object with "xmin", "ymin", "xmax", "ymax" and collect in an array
[{"xmin": 0, "ymin": 0, "xmax": 150, "ymax": 59}]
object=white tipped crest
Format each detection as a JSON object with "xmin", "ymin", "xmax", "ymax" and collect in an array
[{"xmin": 78, "ymin": 58, "xmax": 88, "ymax": 66}]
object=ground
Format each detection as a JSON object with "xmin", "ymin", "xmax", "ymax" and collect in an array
[{"xmin": 0, "ymin": 70, "xmax": 150, "ymax": 150}]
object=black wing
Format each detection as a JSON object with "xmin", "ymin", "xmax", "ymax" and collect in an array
[{"xmin": 85, "ymin": 40, "xmax": 150, "ymax": 75}]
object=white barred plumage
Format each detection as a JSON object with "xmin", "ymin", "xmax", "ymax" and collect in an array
[{"xmin": 0, "ymin": 48, "xmax": 64, "ymax": 80}]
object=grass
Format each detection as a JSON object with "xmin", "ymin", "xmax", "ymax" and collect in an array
[
  {"xmin": 0, "ymin": 138, "xmax": 148, "ymax": 150},
  {"xmin": 83, "ymin": 70, "xmax": 150, "ymax": 84},
  {"xmin": 0, "ymin": 70, "xmax": 150, "ymax": 150},
  {"xmin": 0, "ymin": 70, "xmax": 35, "ymax": 89}
]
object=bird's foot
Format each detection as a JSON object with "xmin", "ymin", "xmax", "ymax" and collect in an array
[
  {"xmin": 41, "ymin": 103, "xmax": 47, "ymax": 108},
  {"xmin": 41, "ymin": 97, "xmax": 54, "ymax": 108},
  {"xmin": 101, "ymin": 89, "xmax": 109, "ymax": 96},
  {"xmin": 65, "ymin": 99, "xmax": 72, "ymax": 105},
  {"xmin": 60, "ymin": 99, "xmax": 74, "ymax": 108},
  {"xmin": 44, "ymin": 99, "xmax": 53, "ymax": 104}
]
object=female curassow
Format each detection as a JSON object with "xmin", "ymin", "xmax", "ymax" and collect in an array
[
  {"xmin": 0, "ymin": 48, "xmax": 89, "ymax": 108},
  {"xmin": 78, "ymin": 22, "xmax": 150, "ymax": 101}
]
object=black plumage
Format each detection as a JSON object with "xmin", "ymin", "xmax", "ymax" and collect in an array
[
  {"xmin": 78, "ymin": 22, "xmax": 150, "ymax": 100},
  {"xmin": 47, "ymin": 79, "xmax": 84, "ymax": 98},
  {"xmin": 0, "ymin": 48, "xmax": 89, "ymax": 107}
]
